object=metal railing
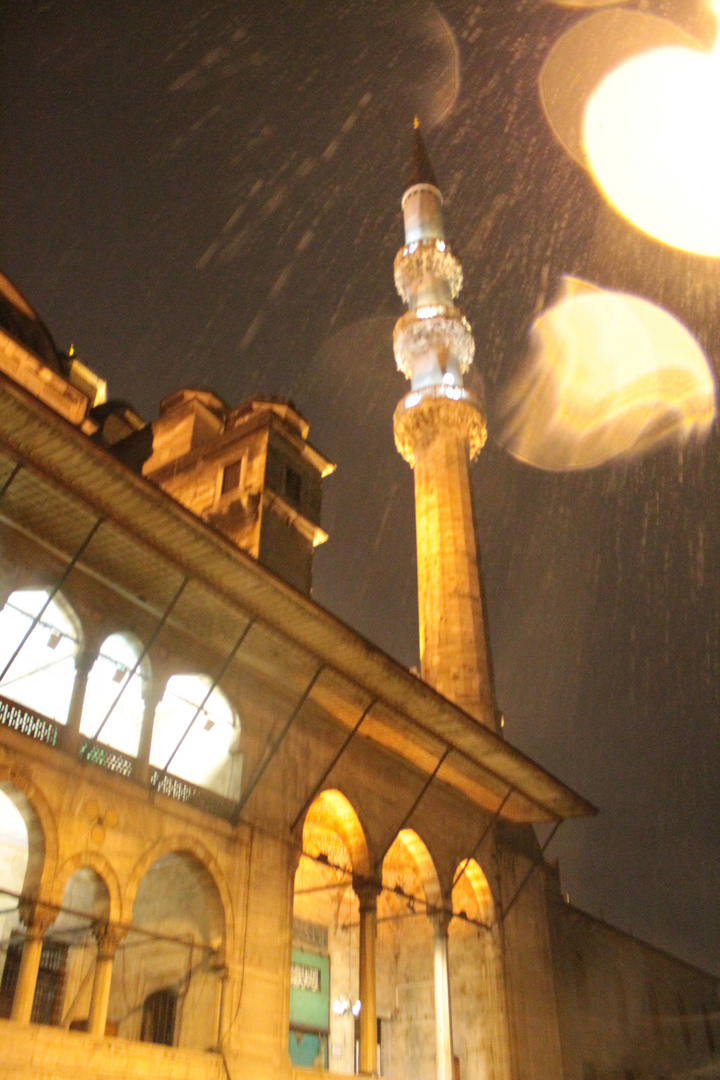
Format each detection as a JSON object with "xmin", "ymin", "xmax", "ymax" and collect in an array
[
  {"xmin": 78, "ymin": 739, "xmax": 134, "ymax": 779},
  {"xmin": 150, "ymin": 770, "xmax": 236, "ymax": 822},
  {"xmin": 0, "ymin": 695, "xmax": 60, "ymax": 747},
  {"xmin": 0, "ymin": 694, "xmax": 235, "ymax": 822}
]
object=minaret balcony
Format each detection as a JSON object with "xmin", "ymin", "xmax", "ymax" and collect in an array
[
  {"xmin": 393, "ymin": 304, "xmax": 475, "ymax": 381},
  {"xmin": 394, "ymin": 238, "xmax": 463, "ymax": 305},
  {"xmin": 393, "ymin": 383, "xmax": 487, "ymax": 467}
]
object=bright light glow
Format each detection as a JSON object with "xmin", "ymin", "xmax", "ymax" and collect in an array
[
  {"xmin": 498, "ymin": 278, "xmax": 716, "ymax": 470},
  {"xmin": 150, "ymin": 674, "xmax": 242, "ymax": 799},
  {"xmin": 0, "ymin": 789, "xmax": 28, "ymax": 944},
  {"xmin": 415, "ymin": 305, "xmax": 444, "ymax": 320},
  {"xmin": 584, "ymin": 10, "xmax": 720, "ymax": 255},
  {"xmin": 0, "ymin": 590, "xmax": 79, "ymax": 723},
  {"xmin": 351, "ymin": 1000, "xmax": 362, "ymax": 1017},
  {"xmin": 80, "ymin": 633, "xmax": 145, "ymax": 755}
]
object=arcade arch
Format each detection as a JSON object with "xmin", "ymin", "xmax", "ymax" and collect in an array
[
  {"xmin": 292, "ymin": 790, "xmax": 369, "ymax": 1073},
  {"xmin": 0, "ymin": 788, "xmax": 30, "ymax": 1013},
  {"xmin": 449, "ymin": 859, "xmax": 510, "ymax": 1080},
  {"xmin": 109, "ymin": 850, "xmax": 226, "ymax": 1050},
  {"xmin": 49, "ymin": 868, "xmax": 111, "ymax": 1031},
  {"xmin": 0, "ymin": 589, "xmax": 81, "ymax": 725},
  {"xmin": 378, "ymin": 830, "xmax": 443, "ymax": 1080},
  {"xmin": 79, "ymin": 633, "xmax": 147, "ymax": 757},
  {"xmin": 149, "ymin": 674, "xmax": 242, "ymax": 799}
]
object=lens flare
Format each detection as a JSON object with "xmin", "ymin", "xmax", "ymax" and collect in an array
[
  {"xmin": 498, "ymin": 278, "xmax": 716, "ymax": 471},
  {"xmin": 539, "ymin": 10, "xmax": 697, "ymax": 168},
  {"xmin": 583, "ymin": 5, "xmax": 720, "ymax": 255}
]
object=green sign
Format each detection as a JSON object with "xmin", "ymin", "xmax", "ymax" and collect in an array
[{"xmin": 289, "ymin": 948, "xmax": 330, "ymax": 1033}]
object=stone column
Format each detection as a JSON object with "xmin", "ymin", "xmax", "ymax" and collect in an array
[
  {"xmin": 11, "ymin": 901, "xmax": 55, "ymax": 1024},
  {"xmin": 354, "ymin": 879, "xmax": 381, "ymax": 1075},
  {"xmin": 62, "ymin": 645, "xmax": 100, "ymax": 756},
  {"xmin": 212, "ymin": 963, "xmax": 229, "ymax": 1050},
  {"xmin": 431, "ymin": 910, "xmax": 454, "ymax": 1080},
  {"xmin": 87, "ymin": 924, "xmax": 123, "ymax": 1037},
  {"xmin": 134, "ymin": 672, "xmax": 169, "ymax": 786}
]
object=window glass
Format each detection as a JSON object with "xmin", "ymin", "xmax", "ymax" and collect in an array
[
  {"xmin": 285, "ymin": 465, "xmax": 302, "ymax": 507},
  {"xmin": 149, "ymin": 674, "xmax": 241, "ymax": 799},
  {"xmin": 79, "ymin": 634, "xmax": 146, "ymax": 756},
  {"xmin": 221, "ymin": 460, "xmax": 242, "ymax": 495},
  {"xmin": 0, "ymin": 590, "xmax": 79, "ymax": 724}
]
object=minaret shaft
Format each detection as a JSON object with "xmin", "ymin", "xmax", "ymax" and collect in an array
[{"xmin": 413, "ymin": 428, "xmax": 495, "ymax": 724}]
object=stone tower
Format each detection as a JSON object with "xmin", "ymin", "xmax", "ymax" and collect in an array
[{"xmin": 393, "ymin": 122, "xmax": 498, "ymax": 731}]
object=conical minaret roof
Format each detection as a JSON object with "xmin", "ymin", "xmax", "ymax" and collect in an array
[{"xmin": 406, "ymin": 118, "xmax": 439, "ymax": 191}]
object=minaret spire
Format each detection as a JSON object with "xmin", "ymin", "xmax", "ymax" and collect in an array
[
  {"xmin": 408, "ymin": 117, "xmax": 439, "ymax": 189},
  {"xmin": 393, "ymin": 124, "xmax": 497, "ymax": 731}
]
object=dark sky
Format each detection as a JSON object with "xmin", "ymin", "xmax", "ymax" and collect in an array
[{"xmin": 1, "ymin": 0, "xmax": 719, "ymax": 973}]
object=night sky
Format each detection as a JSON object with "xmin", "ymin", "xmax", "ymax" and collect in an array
[{"xmin": 1, "ymin": 0, "xmax": 719, "ymax": 973}]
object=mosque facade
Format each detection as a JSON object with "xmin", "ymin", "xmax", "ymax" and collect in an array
[{"xmin": 0, "ymin": 135, "xmax": 717, "ymax": 1080}]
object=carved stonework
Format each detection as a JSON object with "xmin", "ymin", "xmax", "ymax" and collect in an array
[
  {"xmin": 430, "ymin": 908, "xmax": 453, "ymax": 939},
  {"xmin": 394, "ymin": 239, "xmax": 463, "ymax": 304},
  {"xmin": 352, "ymin": 877, "xmax": 383, "ymax": 912},
  {"xmin": 393, "ymin": 387, "xmax": 487, "ymax": 467},
  {"xmin": 93, "ymin": 922, "xmax": 125, "ymax": 961},
  {"xmin": 18, "ymin": 898, "xmax": 56, "ymax": 938},
  {"xmin": 393, "ymin": 305, "xmax": 475, "ymax": 379}
]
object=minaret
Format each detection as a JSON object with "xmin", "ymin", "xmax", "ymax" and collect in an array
[{"xmin": 393, "ymin": 121, "xmax": 498, "ymax": 732}]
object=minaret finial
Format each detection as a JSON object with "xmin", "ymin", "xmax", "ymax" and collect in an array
[{"xmin": 407, "ymin": 118, "xmax": 439, "ymax": 191}]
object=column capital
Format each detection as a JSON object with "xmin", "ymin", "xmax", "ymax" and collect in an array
[
  {"xmin": 430, "ymin": 908, "xmax": 453, "ymax": 939},
  {"xmin": 393, "ymin": 386, "xmax": 487, "ymax": 467},
  {"xmin": 76, "ymin": 642, "xmax": 101, "ymax": 669},
  {"xmin": 353, "ymin": 877, "xmax": 382, "ymax": 911},
  {"xmin": 18, "ymin": 898, "xmax": 56, "ymax": 938},
  {"xmin": 93, "ymin": 922, "xmax": 125, "ymax": 960}
]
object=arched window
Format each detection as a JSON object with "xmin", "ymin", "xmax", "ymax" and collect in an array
[
  {"xmin": 149, "ymin": 675, "xmax": 241, "ymax": 800},
  {"xmin": 79, "ymin": 634, "xmax": 146, "ymax": 757},
  {"xmin": 0, "ymin": 590, "xmax": 80, "ymax": 725}
]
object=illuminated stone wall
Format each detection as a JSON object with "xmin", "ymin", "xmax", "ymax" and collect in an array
[
  {"xmin": 143, "ymin": 392, "xmax": 329, "ymax": 595},
  {"xmin": 549, "ymin": 893, "xmax": 720, "ymax": 1079}
]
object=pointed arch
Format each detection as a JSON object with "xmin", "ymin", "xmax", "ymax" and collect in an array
[
  {"xmin": 302, "ymin": 788, "xmax": 370, "ymax": 876},
  {"xmin": 80, "ymin": 631, "xmax": 149, "ymax": 755},
  {"xmin": 149, "ymin": 673, "xmax": 242, "ymax": 800},
  {"xmin": 452, "ymin": 857, "xmax": 494, "ymax": 925},
  {"xmin": 50, "ymin": 851, "xmax": 122, "ymax": 925},
  {"xmin": 382, "ymin": 828, "xmax": 442, "ymax": 908}
]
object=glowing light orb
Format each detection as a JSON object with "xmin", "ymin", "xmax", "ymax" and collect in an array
[
  {"xmin": 539, "ymin": 10, "xmax": 696, "ymax": 168},
  {"xmin": 498, "ymin": 278, "xmax": 716, "ymax": 471},
  {"xmin": 584, "ymin": 37, "xmax": 720, "ymax": 255}
]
